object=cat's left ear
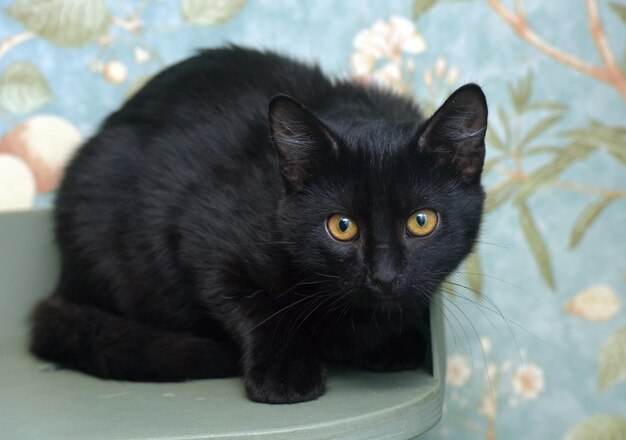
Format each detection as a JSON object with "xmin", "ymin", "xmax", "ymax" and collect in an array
[
  {"xmin": 418, "ymin": 84, "xmax": 488, "ymax": 183},
  {"xmin": 269, "ymin": 95, "xmax": 339, "ymax": 191}
]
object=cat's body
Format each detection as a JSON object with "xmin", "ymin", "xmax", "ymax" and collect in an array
[{"xmin": 31, "ymin": 47, "xmax": 487, "ymax": 404}]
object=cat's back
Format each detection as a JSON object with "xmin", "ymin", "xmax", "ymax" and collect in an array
[
  {"xmin": 59, "ymin": 47, "xmax": 334, "ymax": 205},
  {"xmin": 105, "ymin": 46, "xmax": 334, "ymax": 133}
]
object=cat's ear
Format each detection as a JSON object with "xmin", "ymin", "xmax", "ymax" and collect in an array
[
  {"xmin": 269, "ymin": 95, "xmax": 339, "ymax": 191},
  {"xmin": 418, "ymin": 84, "xmax": 488, "ymax": 183}
]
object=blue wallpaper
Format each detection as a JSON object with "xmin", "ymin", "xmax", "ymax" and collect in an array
[{"xmin": 0, "ymin": 1, "xmax": 625, "ymax": 438}]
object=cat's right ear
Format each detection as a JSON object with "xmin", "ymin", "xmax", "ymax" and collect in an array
[
  {"xmin": 269, "ymin": 95, "xmax": 339, "ymax": 191},
  {"xmin": 418, "ymin": 84, "xmax": 488, "ymax": 183}
]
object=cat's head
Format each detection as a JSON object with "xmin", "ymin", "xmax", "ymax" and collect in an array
[{"xmin": 269, "ymin": 84, "xmax": 487, "ymax": 310}]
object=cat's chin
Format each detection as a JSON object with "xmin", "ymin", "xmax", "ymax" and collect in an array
[{"xmin": 349, "ymin": 289, "xmax": 418, "ymax": 310}]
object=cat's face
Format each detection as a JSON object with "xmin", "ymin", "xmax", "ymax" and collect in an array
[{"xmin": 270, "ymin": 85, "xmax": 487, "ymax": 310}]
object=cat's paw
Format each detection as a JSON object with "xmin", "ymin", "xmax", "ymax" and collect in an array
[{"xmin": 244, "ymin": 357, "xmax": 326, "ymax": 404}]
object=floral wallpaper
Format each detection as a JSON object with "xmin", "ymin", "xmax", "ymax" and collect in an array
[{"xmin": 0, "ymin": 0, "xmax": 625, "ymax": 438}]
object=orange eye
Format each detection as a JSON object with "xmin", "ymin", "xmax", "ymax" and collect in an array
[
  {"xmin": 327, "ymin": 214, "xmax": 359, "ymax": 241},
  {"xmin": 406, "ymin": 209, "xmax": 438, "ymax": 237}
]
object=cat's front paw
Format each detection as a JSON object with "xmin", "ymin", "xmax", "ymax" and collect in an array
[{"xmin": 244, "ymin": 357, "xmax": 326, "ymax": 404}]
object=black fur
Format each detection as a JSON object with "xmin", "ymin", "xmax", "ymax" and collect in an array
[{"xmin": 30, "ymin": 46, "xmax": 487, "ymax": 404}]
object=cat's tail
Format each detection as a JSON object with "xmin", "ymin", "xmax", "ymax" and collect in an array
[{"xmin": 29, "ymin": 297, "xmax": 240, "ymax": 381}]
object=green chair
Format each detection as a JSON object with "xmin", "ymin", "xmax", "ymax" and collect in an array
[{"xmin": 0, "ymin": 210, "xmax": 445, "ymax": 439}]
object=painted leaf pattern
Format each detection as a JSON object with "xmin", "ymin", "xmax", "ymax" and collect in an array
[
  {"xmin": 598, "ymin": 327, "xmax": 626, "ymax": 390},
  {"xmin": 0, "ymin": 62, "xmax": 52, "ymax": 114},
  {"xmin": 518, "ymin": 200, "xmax": 555, "ymax": 290},
  {"xmin": 6, "ymin": 0, "xmax": 113, "ymax": 47},
  {"xmin": 569, "ymin": 196, "xmax": 616, "ymax": 248},
  {"xmin": 563, "ymin": 415, "xmax": 626, "ymax": 440},
  {"xmin": 179, "ymin": 0, "xmax": 247, "ymax": 25}
]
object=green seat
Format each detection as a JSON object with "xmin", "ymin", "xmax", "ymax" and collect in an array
[{"xmin": 0, "ymin": 210, "xmax": 445, "ymax": 439}]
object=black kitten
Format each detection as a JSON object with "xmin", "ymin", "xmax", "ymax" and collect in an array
[{"xmin": 30, "ymin": 46, "xmax": 487, "ymax": 404}]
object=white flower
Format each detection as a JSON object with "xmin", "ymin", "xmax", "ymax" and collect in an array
[
  {"xmin": 480, "ymin": 336, "xmax": 492, "ymax": 354},
  {"xmin": 352, "ymin": 15, "xmax": 426, "ymax": 60},
  {"xmin": 387, "ymin": 16, "xmax": 426, "ymax": 55},
  {"xmin": 477, "ymin": 394, "xmax": 496, "ymax": 418},
  {"xmin": 353, "ymin": 21, "xmax": 389, "ymax": 59},
  {"xmin": 434, "ymin": 57, "xmax": 447, "ymax": 77},
  {"xmin": 372, "ymin": 62, "xmax": 402, "ymax": 89},
  {"xmin": 485, "ymin": 362, "xmax": 498, "ymax": 381},
  {"xmin": 565, "ymin": 285, "xmax": 620, "ymax": 322},
  {"xmin": 423, "ymin": 69, "xmax": 433, "ymax": 86},
  {"xmin": 103, "ymin": 60, "xmax": 128, "ymax": 84},
  {"xmin": 350, "ymin": 51, "xmax": 376, "ymax": 77},
  {"xmin": 0, "ymin": 154, "xmax": 35, "ymax": 212},
  {"xmin": 447, "ymin": 354, "xmax": 471, "ymax": 386},
  {"xmin": 446, "ymin": 68, "xmax": 460, "ymax": 84},
  {"xmin": 0, "ymin": 115, "xmax": 83, "ymax": 193},
  {"xmin": 511, "ymin": 363, "xmax": 544, "ymax": 399},
  {"xmin": 133, "ymin": 47, "xmax": 151, "ymax": 64}
]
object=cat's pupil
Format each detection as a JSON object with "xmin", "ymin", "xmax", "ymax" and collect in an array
[
  {"xmin": 339, "ymin": 218, "xmax": 350, "ymax": 232},
  {"xmin": 416, "ymin": 213, "xmax": 427, "ymax": 227}
]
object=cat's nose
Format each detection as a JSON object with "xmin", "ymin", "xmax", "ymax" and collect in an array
[{"xmin": 371, "ymin": 273, "xmax": 401, "ymax": 294}]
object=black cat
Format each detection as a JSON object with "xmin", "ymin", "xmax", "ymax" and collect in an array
[{"xmin": 30, "ymin": 46, "xmax": 487, "ymax": 404}]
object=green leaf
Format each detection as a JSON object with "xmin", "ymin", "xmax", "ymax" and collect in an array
[
  {"xmin": 179, "ymin": 0, "xmax": 247, "ymax": 25},
  {"xmin": 519, "ymin": 113, "xmax": 563, "ymax": 150},
  {"xmin": 462, "ymin": 251, "xmax": 482, "ymax": 297},
  {"xmin": 413, "ymin": 0, "xmax": 438, "ymax": 19},
  {"xmin": 564, "ymin": 415, "xmax": 626, "ymax": 440},
  {"xmin": 508, "ymin": 72, "xmax": 533, "ymax": 114},
  {"xmin": 516, "ymin": 143, "xmax": 594, "ymax": 201},
  {"xmin": 570, "ymin": 196, "xmax": 616, "ymax": 248},
  {"xmin": 610, "ymin": 2, "xmax": 626, "ymax": 25},
  {"xmin": 525, "ymin": 145, "xmax": 564, "ymax": 156},
  {"xmin": 6, "ymin": 0, "xmax": 112, "ymax": 47},
  {"xmin": 517, "ymin": 200, "xmax": 555, "ymax": 290},
  {"xmin": 485, "ymin": 179, "xmax": 520, "ymax": 212},
  {"xmin": 564, "ymin": 121, "xmax": 626, "ymax": 164},
  {"xmin": 607, "ymin": 147, "xmax": 626, "ymax": 165},
  {"xmin": 486, "ymin": 126, "xmax": 507, "ymax": 152},
  {"xmin": 0, "ymin": 61, "xmax": 52, "ymax": 114},
  {"xmin": 598, "ymin": 327, "xmax": 626, "ymax": 391},
  {"xmin": 527, "ymin": 101, "xmax": 568, "ymax": 112},
  {"xmin": 497, "ymin": 107, "xmax": 511, "ymax": 145}
]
